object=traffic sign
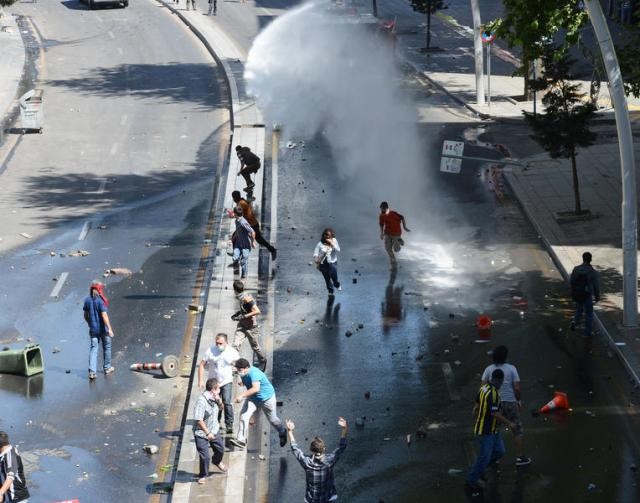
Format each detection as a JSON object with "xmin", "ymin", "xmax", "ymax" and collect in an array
[{"xmin": 440, "ymin": 140, "xmax": 464, "ymax": 174}]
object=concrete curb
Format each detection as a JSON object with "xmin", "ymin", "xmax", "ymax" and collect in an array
[
  {"xmin": 503, "ymin": 170, "xmax": 640, "ymax": 388},
  {"xmin": 152, "ymin": 2, "xmax": 273, "ymax": 501}
]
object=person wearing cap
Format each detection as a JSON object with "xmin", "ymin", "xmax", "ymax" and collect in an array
[
  {"xmin": 83, "ymin": 280, "xmax": 115, "ymax": 380},
  {"xmin": 228, "ymin": 358, "xmax": 287, "ymax": 450},
  {"xmin": 466, "ymin": 368, "xmax": 517, "ymax": 497},
  {"xmin": 231, "ymin": 206, "xmax": 256, "ymax": 280},
  {"xmin": 0, "ymin": 432, "xmax": 30, "ymax": 503},
  {"xmin": 378, "ymin": 201, "xmax": 410, "ymax": 269}
]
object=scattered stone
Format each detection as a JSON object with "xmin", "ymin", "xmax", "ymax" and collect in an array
[
  {"xmin": 65, "ymin": 369, "xmax": 71, "ymax": 374},
  {"xmin": 358, "ymin": 323, "xmax": 364, "ymax": 329},
  {"xmin": 352, "ymin": 278, "xmax": 357, "ymax": 284},
  {"xmin": 355, "ymin": 417, "xmax": 365, "ymax": 429},
  {"xmin": 143, "ymin": 445, "xmax": 159, "ymax": 455},
  {"xmin": 449, "ymin": 313, "xmax": 455, "ymax": 319},
  {"xmin": 406, "ymin": 434, "xmax": 411, "ymax": 445},
  {"xmin": 50, "ymin": 251, "xmax": 56, "ymax": 256},
  {"xmin": 587, "ymin": 483, "xmax": 596, "ymax": 491},
  {"xmin": 148, "ymin": 473, "xmax": 158, "ymax": 479},
  {"xmin": 345, "ymin": 331, "xmax": 353, "ymax": 338},
  {"xmin": 68, "ymin": 250, "xmax": 90, "ymax": 257},
  {"xmin": 453, "ymin": 360, "xmax": 461, "ymax": 366},
  {"xmin": 364, "ymin": 391, "xmax": 370, "ymax": 400},
  {"xmin": 447, "ymin": 468, "xmax": 463, "ymax": 475},
  {"xmin": 108, "ymin": 268, "xmax": 133, "ymax": 276},
  {"xmin": 258, "ymin": 454, "xmax": 266, "ymax": 460},
  {"xmin": 300, "ymin": 368, "xmax": 308, "ymax": 374},
  {"xmin": 98, "ymin": 225, "xmax": 108, "ymax": 230},
  {"xmin": 52, "ymin": 347, "xmax": 61, "ymax": 354},
  {"xmin": 188, "ymin": 304, "xmax": 204, "ymax": 313}
]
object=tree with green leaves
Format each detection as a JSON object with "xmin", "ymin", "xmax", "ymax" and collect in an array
[
  {"xmin": 524, "ymin": 46, "xmax": 597, "ymax": 215},
  {"xmin": 409, "ymin": 0, "xmax": 446, "ymax": 50},
  {"xmin": 488, "ymin": 0, "xmax": 588, "ymax": 98}
]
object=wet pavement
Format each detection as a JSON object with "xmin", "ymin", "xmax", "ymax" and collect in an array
[
  {"xmin": 267, "ymin": 87, "xmax": 640, "ymax": 501},
  {"xmin": 0, "ymin": 1, "xmax": 227, "ymax": 501}
]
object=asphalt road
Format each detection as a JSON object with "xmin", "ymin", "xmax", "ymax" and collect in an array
[
  {"xmin": 0, "ymin": 1, "xmax": 228, "ymax": 501},
  {"xmin": 267, "ymin": 72, "xmax": 640, "ymax": 502}
]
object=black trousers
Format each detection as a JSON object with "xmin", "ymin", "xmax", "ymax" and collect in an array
[{"xmin": 252, "ymin": 223, "xmax": 275, "ymax": 253}]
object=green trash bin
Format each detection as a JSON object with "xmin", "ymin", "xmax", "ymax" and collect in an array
[{"xmin": 0, "ymin": 344, "xmax": 44, "ymax": 377}]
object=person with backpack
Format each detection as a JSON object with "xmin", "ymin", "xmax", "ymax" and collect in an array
[
  {"xmin": 236, "ymin": 145, "xmax": 261, "ymax": 192},
  {"xmin": 570, "ymin": 251, "xmax": 600, "ymax": 338}
]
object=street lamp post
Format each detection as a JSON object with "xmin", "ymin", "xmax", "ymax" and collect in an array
[
  {"xmin": 470, "ymin": 0, "xmax": 485, "ymax": 105},
  {"xmin": 584, "ymin": 0, "xmax": 638, "ymax": 327}
]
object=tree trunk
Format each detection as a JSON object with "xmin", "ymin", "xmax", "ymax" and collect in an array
[
  {"xmin": 426, "ymin": 8, "xmax": 432, "ymax": 49},
  {"xmin": 570, "ymin": 152, "xmax": 582, "ymax": 214}
]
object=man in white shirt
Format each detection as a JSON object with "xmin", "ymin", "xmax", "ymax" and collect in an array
[
  {"xmin": 198, "ymin": 333, "xmax": 240, "ymax": 434},
  {"xmin": 481, "ymin": 345, "xmax": 531, "ymax": 467}
]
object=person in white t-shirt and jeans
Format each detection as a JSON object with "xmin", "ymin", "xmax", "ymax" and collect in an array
[
  {"xmin": 481, "ymin": 345, "xmax": 531, "ymax": 467},
  {"xmin": 198, "ymin": 333, "xmax": 240, "ymax": 435}
]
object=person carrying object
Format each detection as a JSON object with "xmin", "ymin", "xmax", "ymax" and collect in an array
[{"xmin": 313, "ymin": 228, "xmax": 341, "ymax": 297}]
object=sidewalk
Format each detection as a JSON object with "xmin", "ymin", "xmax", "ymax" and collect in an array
[
  {"xmin": 0, "ymin": 13, "xmax": 26, "ymax": 143},
  {"xmin": 389, "ymin": 7, "xmax": 640, "ymax": 383},
  {"xmin": 151, "ymin": 1, "xmax": 274, "ymax": 502}
]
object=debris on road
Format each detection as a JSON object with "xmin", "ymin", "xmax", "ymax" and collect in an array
[
  {"xmin": 447, "ymin": 468, "xmax": 463, "ymax": 475},
  {"xmin": 188, "ymin": 304, "xmax": 204, "ymax": 313},
  {"xmin": 355, "ymin": 417, "xmax": 365, "ymax": 429},
  {"xmin": 364, "ymin": 391, "xmax": 370, "ymax": 400},
  {"xmin": 143, "ymin": 445, "xmax": 159, "ymax": 455},
  {"xmin": 52, "ymin": 347, "xmax": 60, "ymax": 354},
  {"xmin": 19, "ymin": 233, "xmax": 32, "ymax": 239},
  {"xmin": 345, "ymin": 330, "xmax": 353, "ymax": 337},
  {"xmin": 107, "ymin": 268, "xmax": 133, "ymax": 276},
  {"xmin": 68, "ymin": 250, "xmax": 90, "ymax": 257}
]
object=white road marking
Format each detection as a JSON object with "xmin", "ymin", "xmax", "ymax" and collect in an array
[
  {"xmin": 97, "ymin": 179, "xmax": 107, "ymax": 193},
  {"xmin": 120, "ymin": 114, "xmax": 127, "ymax": 126},
  {"xmin": 108, "ymin": 31, "xmax": 115, "ymax": 39},
  {"xmin": 109, "ymin": 143, "xmax": 118, "ymax": 156},
  {"xmin": 78, "ymin": 221, "xmax": 91, "ymax": 241},
  {"xmin": 441, "ymin": 362, "xmax": 460, "ymax": 401},
  {"xmin": 50, "ymin": 272, "xmax": 69, "ymax": 298}
]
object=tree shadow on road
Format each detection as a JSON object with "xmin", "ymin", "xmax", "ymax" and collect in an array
[{"xmin": 47, "ymin": 63, "xmax": 226, "ymax": 109}]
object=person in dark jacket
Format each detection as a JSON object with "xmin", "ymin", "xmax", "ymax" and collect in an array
[
  {"xmin": 570, "ymin": 251, "xmax": 600, "ymax": 338},
  {"xmin": 285, "ymin": 417, "xmax": 348, "ymax": 503}
]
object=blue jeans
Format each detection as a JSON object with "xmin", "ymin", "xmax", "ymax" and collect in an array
[
  {"xmin": 573, "ymin": 296, "xmax": 594, "ymax": 337},
  {"xmin": 89, "ymin": 333, "xmax": 112, "ymax": 373},
  {"xmin": 318, "ymin": 261, "xmax": 340, "ymax": 293},
  {"xmin": 467, "ymin": 432, "xmax": 505, "ymax": 486},
  {"xmin": 233, "ymin": 248, "xmax": 250, "ymax": 279}
]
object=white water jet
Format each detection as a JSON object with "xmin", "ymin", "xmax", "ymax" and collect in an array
[{"xmin": 245, "ymin": 1, "xmax": 427, "ymax": 203}]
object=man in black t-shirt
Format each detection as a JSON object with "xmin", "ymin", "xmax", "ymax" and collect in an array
[
  {"xmin": 0, "ymin": 432, "xmax": 29, "ymax": 503},
  {"xmin": 236, "ymin": 145, "xmax": 261, "ymax": 191}
]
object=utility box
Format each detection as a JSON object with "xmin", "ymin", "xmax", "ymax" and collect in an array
[
  {"xmin": 0, "ymin": 344, "xmax": 44, "ymax": 376},
  {"xmin": 19, "ymin": 89, "xmax": 44, "ymax": 132}
]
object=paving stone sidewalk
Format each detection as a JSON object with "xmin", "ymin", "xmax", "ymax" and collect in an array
[
  {"xmin": 386, "ymin": 4, "xmax": 640, "ymax": 383},
  {"xmin": 0, "ymin": 13, "xmax": 26, "ymax": 144}
]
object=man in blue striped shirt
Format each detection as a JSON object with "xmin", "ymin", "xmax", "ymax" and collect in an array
[{"xmin": 466, "ymin": 368, "xmax": 517, "ymax": 497}]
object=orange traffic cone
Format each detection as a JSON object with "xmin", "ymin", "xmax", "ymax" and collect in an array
[{"xmin": 539, "ymin": 391, "xmax": 569, "ymax": 413}]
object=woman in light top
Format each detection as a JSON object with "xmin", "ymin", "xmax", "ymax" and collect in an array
[{"xmin": 313, "ymin": 228, "xmax": 341, "ymax": 297}]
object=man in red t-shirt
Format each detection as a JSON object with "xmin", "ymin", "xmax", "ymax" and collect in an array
[{"xmin": 379, "ymin": 201, "xmax": 410, "ymax": 268}]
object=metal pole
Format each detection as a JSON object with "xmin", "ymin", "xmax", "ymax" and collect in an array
[
  {"xmin": 584, "ymin": 0, "xmax": 637, "ymax": 326},
  {"xmin": 532, "ymin": 61, "xmax": 537, "ymax": 116},
  {"xmin": 488, "ymin": 44, "xmax": 491, "ymax": 106},
  {"xmin": 470, "ymin": 0, "xmax": 485, "ymax": 105},
  {"xmin": 372, "ymin": 0, "xmax": 377, "ymax": 17}
]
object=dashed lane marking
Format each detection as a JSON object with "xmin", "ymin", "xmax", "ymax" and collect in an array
[
  {"xmin": 50, "ymin": 272, "xmax": 69, "ymax": 298},
  {"xmin": 442, "ymin": 362, "xmax": 461, "ymax": 401},
  {"xmin": 97, "ymin": 179, "xmax": 107, "ymax": 193},
  {"xmin": 78, "ymin": 221, "xmax": 91, "ymax": 241}
]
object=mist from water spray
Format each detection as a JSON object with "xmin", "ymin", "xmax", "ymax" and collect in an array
[{"xmin": 245, "ymin": 1, "xmax": 427, "ymax": 204}]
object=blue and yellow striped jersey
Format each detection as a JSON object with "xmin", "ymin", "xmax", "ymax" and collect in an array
[{"xmin": 474, "ymin": 383, "xmax": 501, "ymax": 435}]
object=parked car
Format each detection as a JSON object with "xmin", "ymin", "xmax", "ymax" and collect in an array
[{"xmin": 79, "ymin": 0, "xmax": 129, "ymax": 8}]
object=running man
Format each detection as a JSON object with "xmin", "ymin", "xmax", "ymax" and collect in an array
[
  {"xmin": 379, "ymin": 201, "xmax": 410, "ymax": 268},
  {"xmin": 236, "ymin": 145, "xmax": 261, "ymax": 193}
]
